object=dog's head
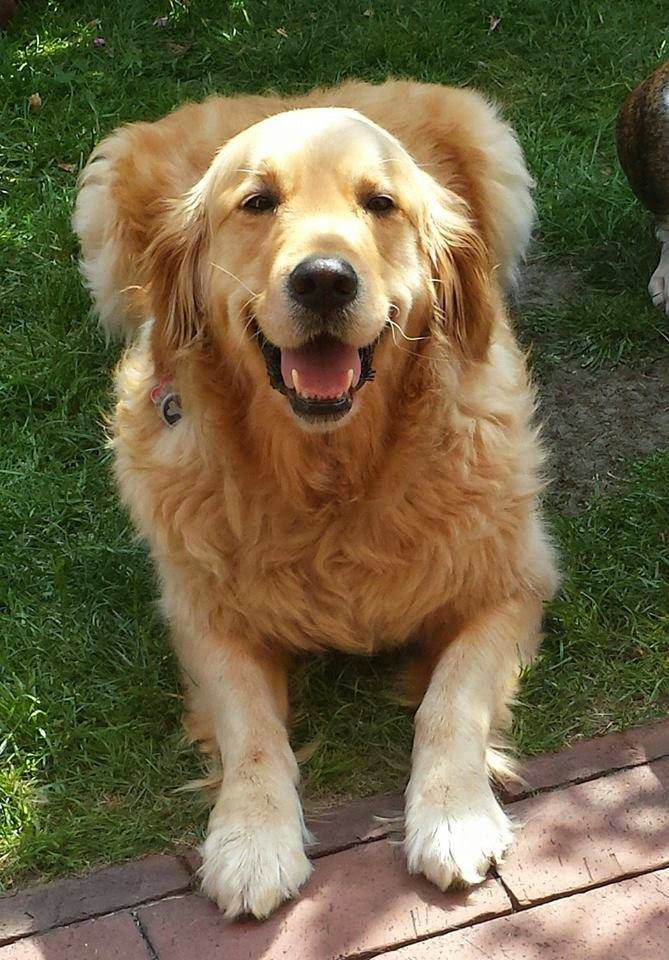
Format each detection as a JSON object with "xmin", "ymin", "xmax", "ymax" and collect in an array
[{"xmin": 145, "ymin": 107, "xmax": 493, "ymax": 430}]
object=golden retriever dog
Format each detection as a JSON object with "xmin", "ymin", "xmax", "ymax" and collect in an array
[{"xmin": 73, "ymin": 79, "xmax": 558, "ymax": 920}]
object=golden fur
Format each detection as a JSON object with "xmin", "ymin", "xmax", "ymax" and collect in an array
[{"xmin": 74, "ymin": 80, "xmax": 558, "ymax": 919}]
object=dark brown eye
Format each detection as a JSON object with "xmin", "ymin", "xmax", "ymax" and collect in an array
[
  {"xmin": 242, "ymin": 194, "xmax": 277, "ymax": 213},
  {"xmin": 365, "ymin": 194, "xmax": 395, "ymax": 214}
]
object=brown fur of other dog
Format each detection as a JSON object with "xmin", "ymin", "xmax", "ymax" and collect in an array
[{"xmin": 74, "ymin": 80, "xmax": 558, "ymax": 919}]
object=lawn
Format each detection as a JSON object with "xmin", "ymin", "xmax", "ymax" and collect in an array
[{"xmin": 1, "ymin": 0, "xmax": 667, "ymax": 890}]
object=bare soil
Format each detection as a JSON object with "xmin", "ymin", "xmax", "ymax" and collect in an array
[
  {"xmin": 515, "ymin": 251, "xmax": 583, "ymax": 312},
  {"xmin": 513, "ymin": 252, "xmax": 668, "ymax": 512},
  {"xmin": 538, "ymin": 358, "xmax": 669, "ymax": 512}
]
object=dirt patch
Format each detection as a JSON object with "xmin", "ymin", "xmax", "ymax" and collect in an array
[
  {"xmin": 538, "ymin": 358, "xmax": 669, "ymax": 513},
  {"xmin": 514, "ymin": 249, "xmax": 582, "ymax": 311}
]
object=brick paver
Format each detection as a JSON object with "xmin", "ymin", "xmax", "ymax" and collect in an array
[
  {"xmin": 506, "ymin": 717, "xmax": 669, "ymax": 799},
  {"xmin": 377, "ymin": 867, "xmax": 669, "ymax": 959},
  {"xmin": 2, "ymin": 722, "xmax": 668, "ymax": 959},
  {"xmin": 139, "ymin": 839, "xmax": 511, "ymax": 960},
  {"xmin": 0, "ymin": 855, "xmax": 189, "ymax": 945},
  {"xmin": 306, "ymin": 790, "xmax": 403, "ymax": 857},
  {"xmin": 499, "ymin": 756, "xmax": 669, "ymax": 904},
  {"xmin": 0, "ymin": 912, "xmax": 151, "ymax": 960}
]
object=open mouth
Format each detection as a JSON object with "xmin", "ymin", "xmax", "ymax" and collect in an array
[{"xmin": 255, "ymin": 327, "xmax": 377, "ymax": 422}]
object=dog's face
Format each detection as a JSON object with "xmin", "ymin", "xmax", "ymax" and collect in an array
[
  {"xmin": 210, "ymin": 109, "xmax": 430, "ymax": 428},
  {"xmin": 148, "ymin": 108, "xmax": 491, "ymax": 429}
]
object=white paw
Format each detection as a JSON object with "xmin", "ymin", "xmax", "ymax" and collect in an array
[
  {"xmin": 649, "ymin": 241, "xmax": 669, "ymax": 316},
  {"xmin": 199, "ymin": 808, "xmax": 312, "ymax": 918},
  {"xmin": 404, "ymin": 784, "xmax": 514, "ymax": 890},
  {"xmin": 649, "ymin": 266, "xmax": 669, "ymax": 315}
]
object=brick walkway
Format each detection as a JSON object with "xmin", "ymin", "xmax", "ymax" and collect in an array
[{"xmin": 1, "ymin": 720, "xmax": 667, "ymax": 959}]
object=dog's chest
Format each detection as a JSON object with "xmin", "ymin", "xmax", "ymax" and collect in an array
[{"xmin": 235, "ymin": 487, "xmax": 466, "ymax": 653}]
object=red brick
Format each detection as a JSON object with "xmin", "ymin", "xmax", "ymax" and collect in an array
[
  {"xmin": 506, "ymin": 718, "xmax": 669, "ymax": 800},
  {"xmin": 174, "ymin": 844, "xmax": 202, "ymax": 875},
  {"xmin": 499, "ymin": 757, "xmax": 669, "ymax": 905},
  {"xmin": 306, "ymin": 790, "xmax": 404, "ymax": 857},
  {"xmin": 0, "ymin": 912, "xmax": 151, "ymax": 959},
  {"xmin": 0, "ymin": 855, "xmax": 189, "ymax": 944},
  {"xmin": 379, "ymin": 867, "xmax": 669, "ymax": 959},
  {"xmin": 139, "ymin": 840, "xmax": 511, "ymax": 960}
]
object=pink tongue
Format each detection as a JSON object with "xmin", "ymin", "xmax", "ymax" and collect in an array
[{"xmin": 280, "ymin": 339, "xmax": 362, "ymax": 398}]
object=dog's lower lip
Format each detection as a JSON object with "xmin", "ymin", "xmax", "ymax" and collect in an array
[{"xmin": 252, "ymin": 324, "xmax": 378, "ymax": 420}]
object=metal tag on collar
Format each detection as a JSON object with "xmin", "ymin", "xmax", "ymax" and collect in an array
[{"xmin": 150, "ymin": 379, "xmax": 183, "ymax": 427}]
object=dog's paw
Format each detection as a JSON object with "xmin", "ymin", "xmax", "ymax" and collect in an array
[
  {"xmin": 404, "ymin": 785, "xmax": 513, "ymax": 890},
  {"xmin": 649, "ymin": 236, "xmax": 669, "ymax": 316},
  {"xmin": 199, "ymin": 815, "xmax": 312, "ymax": 919},
  {"xmin": 649, "ymin": 259, "xmax": 669, "ymax": 315}
]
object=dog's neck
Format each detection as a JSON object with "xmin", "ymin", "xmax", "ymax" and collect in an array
[{"xmin": 179, "ymin": 333, "xmax": 455, "ymax": 510}]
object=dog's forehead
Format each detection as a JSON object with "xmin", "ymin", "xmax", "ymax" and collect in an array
[{"xmin": 231, "ymin": 107, "xmax": 406, "ymax": 173}]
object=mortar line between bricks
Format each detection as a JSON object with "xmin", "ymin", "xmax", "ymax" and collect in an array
[
  {"xmin": 322, "ymin": 891, "xmax": 516, "ymax": 960},
  {"xmin": 500, "ymin": 856, "xmax": 669, "ymax": 915},
  {"xmin": 0, "ymin": 887, "xmax": 191, "ymax": 949},
  {"xmin": 492, "ymin": 869, "xmax": 523, "ymax": 912},
  {"xmin": 174, "ymin": 849, "xmax": 199, "ymax": 877},
  {"xmin": 359, "ymin": 861, "xmax": 669, "ymax": 960},
  {"xmin": 132, "ymin": 910, "xmax": 160, "ymax": 960},
  {"xmin": 504, "ymin": 749, "xmax": 669, "ymax": 804},
  {"xmin": 310, "ymin": 832, "xmax": 401, "ymax": 860}
]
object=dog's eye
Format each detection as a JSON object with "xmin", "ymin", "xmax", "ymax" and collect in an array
[
  {"xmin": 364, "ymin": 194, "xmax": 395, "ymax": 214},
  {"xmin": 242, "ymin": 194, "xmax": 277, "ymax": 213}
]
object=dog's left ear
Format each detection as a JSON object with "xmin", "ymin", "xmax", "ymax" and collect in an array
[{"xmin": 422, "ymin": 182, "xmax": 494, "ymax": 362}]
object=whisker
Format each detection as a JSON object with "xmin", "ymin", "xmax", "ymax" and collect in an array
[
  {"xmin": 232, "ymin": 305, "xmax": 265, "ymax": 379},
  {"xmin": 386, "ymin": 317, "xmax": 430, "ymax": 343},
  {"xmin": 232, "ymin": 329, "xmax": 264, "ymax": 379},
  {"xmin": 210, "ymin": 261, "xmax": 259, "ymax": 298},
  {"xmin": 384, "ymin": 317, "xmax": 437, "ymax": 363},
  {"xmin": 239, "ymin": 290, "xmax": 260, "ymax": 315},
  {"xmin": 241, "ymin": 312, "xmax": 257, "ymax": 339},
  {"xmin": 387, "ymin": 324, "xmax": 429, "ymax": 361}
]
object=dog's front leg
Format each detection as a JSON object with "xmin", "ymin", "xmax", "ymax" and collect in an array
[
  {"xmin": 176, "ymin": 630, "xmax": 311, "ymax": 918},
  {"xmin": 405, "ymin": 594, "xmax": 542, "ymax": 890}
]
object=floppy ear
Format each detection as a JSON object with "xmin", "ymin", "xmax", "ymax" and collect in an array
[
  {"xmin": 423, "ymin": 183, "xmax": 494, "ymax": 362},
  {"xmin": 142, "ymin": 185, "xmax": 209, "ymax": 367}
]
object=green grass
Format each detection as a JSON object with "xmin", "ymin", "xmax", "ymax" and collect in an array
[{"xmin": 1, "ymin": 0, "xmax": 667, "ymax": 889}]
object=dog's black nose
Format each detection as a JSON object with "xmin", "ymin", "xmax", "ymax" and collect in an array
[{"xmin": 288, "ymin": 256, "xmax": 358, "ymax": 314}]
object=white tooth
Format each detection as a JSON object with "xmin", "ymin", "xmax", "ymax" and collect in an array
[
  {"xmin": 291, "ymin": 369, "xmax": 300, "ymax": 392},
  {"xmin": 345, "ymin": 369, "xmax": 354, "ymax": 392}
]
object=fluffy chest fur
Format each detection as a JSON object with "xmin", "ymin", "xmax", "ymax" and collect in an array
[{"xmin": 113, "ymin": 334, "xmax": 541, "ymax": 655}]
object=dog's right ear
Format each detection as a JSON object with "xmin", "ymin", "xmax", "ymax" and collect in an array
[{"xmin": 143, "ymin": 185, "xmax": 209, "ymax": 368}]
